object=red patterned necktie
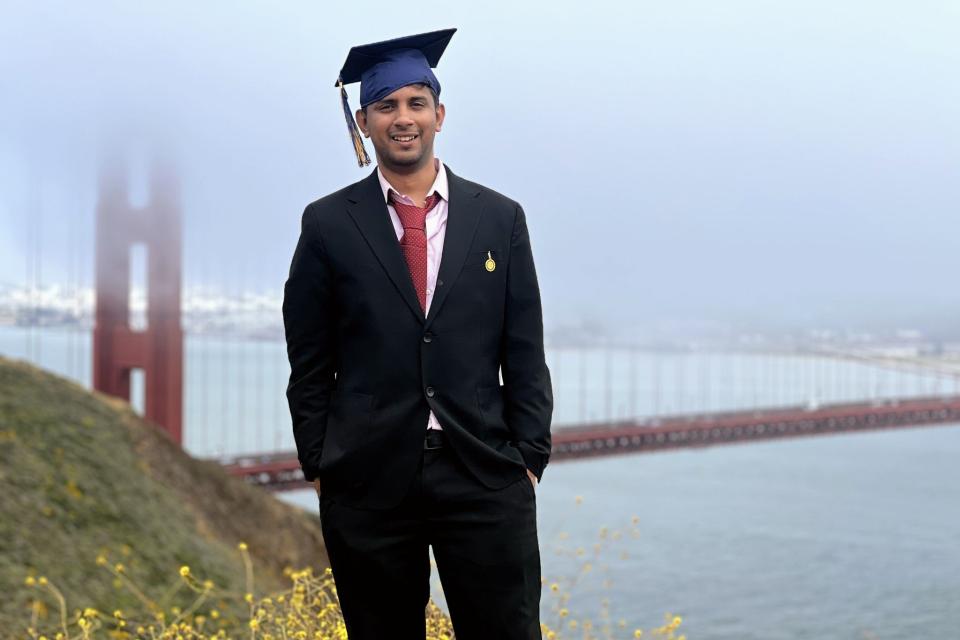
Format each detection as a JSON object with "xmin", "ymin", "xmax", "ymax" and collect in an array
[{"xmin": 388, "ymin": 189, "xmax": 442, "ymax": 312}]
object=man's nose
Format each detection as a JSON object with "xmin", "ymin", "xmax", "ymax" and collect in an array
[{"xmin": 393, "ymin": 107, "xmax": 416, "ymax": 126}]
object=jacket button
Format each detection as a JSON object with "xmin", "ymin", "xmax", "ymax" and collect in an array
[
  {"xmin": 425, "ymin": 386, "xmax": 435, "ymax": 398},
  {"xmin": 423, "ymin": 332, "xmax": 433, "ymax": 343}
]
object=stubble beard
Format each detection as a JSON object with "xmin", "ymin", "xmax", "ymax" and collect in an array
[{"xmin": 375, "ymin": 137, "xmax": 433, "ymax": 172}]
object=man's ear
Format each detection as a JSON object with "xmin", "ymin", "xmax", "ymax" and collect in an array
[
  {"xmin": 355, "ymin": 108, "xmax": 368, "ymax": 137},
  {"xmin": 435, "ymin": 102, "xmax": 445, "ymax": 132}
]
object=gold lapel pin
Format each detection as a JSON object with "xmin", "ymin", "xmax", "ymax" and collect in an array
[{"xmin": 485, "ymin": 250, "xmax": 496, "ymax": 272}]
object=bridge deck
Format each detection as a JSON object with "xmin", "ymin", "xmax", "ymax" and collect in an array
[{"xmin": 217, "ymin": 395, "xmax": 960, "ymax": 491}]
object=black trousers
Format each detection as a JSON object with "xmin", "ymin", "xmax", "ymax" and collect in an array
[{"xmin": 318, "ymin": 430, "xmax": 542, "ymax": 639}]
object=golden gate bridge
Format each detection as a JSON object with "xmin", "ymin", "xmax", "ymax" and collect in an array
[{"xmin": 14, "ymin": 162, "xmax": 960, "ymax": 492}]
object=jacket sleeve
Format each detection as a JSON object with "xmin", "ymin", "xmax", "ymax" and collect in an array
[
  {"xmin": 500, "ymin": 202, "xmax": 553, "ymax": 481},
  {"xmin": 282, "ymin": 205, "xmax": 338, "ymax": 482}
]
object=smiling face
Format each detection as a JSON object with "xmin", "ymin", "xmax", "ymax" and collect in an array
[{"xmin": 356, "ymin": 83, "xmax": 445, "ymax": 172}]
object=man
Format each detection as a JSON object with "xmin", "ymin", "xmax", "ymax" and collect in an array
[{"xmin": 282, "ymin": 28, "xmax": 552, "ymax": 640}]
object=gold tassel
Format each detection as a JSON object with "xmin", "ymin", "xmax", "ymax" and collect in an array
[{"xmin": 338, "ymin": 79, "xmax": 371, "ymax": 167}]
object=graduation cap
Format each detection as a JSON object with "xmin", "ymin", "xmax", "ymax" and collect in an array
[{"xmin": 335, "ymin": 28, "xmax": 457, "ymax": 167}]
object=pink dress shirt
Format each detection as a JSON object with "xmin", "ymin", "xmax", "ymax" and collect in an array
[{"xmin": 377, "ymin": 157, "xmax": 449, "ymax": 431}]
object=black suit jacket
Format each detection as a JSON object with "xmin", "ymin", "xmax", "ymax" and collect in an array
[{"xmin": 282, "ymin": 165, "xmax": 553, "ymax": 509}]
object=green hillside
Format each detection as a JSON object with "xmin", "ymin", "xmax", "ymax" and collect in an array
[{"xmin": 0, "ymin": 355, "xmax": 327, "ymax": 630}]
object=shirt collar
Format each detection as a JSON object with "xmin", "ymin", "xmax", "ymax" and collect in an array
[{"xmin": 377, "ymin": 157, "xmax": 449, "ymax": 205}]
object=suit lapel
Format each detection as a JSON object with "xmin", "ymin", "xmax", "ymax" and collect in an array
[
  {"xmin": 346, "ymin": 169, "xmax": 426, "ymax": 323},
  {"xmin": 344, "ymin": 165, "xmax": 484, "ymax": 330},
  {"xmin": 425, "ymin": 166, "xmax": 484, "ymax": 331}
]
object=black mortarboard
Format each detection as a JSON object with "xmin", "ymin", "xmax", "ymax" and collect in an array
[{"xmin": 335, "ymin": 28, "xmax": 457, "ymax": 167}]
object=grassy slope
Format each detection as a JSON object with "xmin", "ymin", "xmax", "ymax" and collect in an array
[{"xmin": 0, "ymin": 356, "xmax": 327, "ymax": 629}]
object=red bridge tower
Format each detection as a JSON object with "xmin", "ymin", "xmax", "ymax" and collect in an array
[{"xmin": 92, "ymin": 161, "xmax": 183, "ymax": 444}]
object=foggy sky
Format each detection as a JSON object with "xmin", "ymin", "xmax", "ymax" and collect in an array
[{"xmin": 1, "ymin": 1, "xmax": 958, "ymax": 336}]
